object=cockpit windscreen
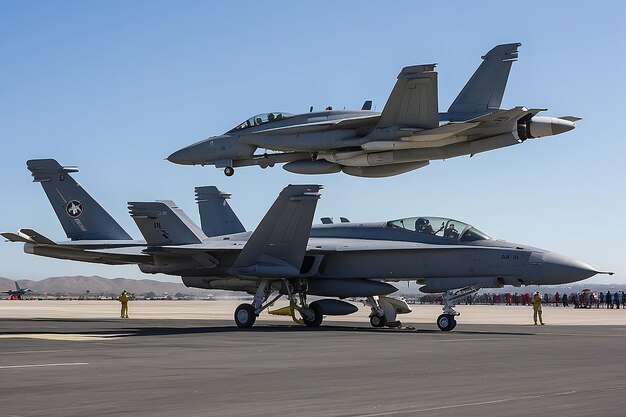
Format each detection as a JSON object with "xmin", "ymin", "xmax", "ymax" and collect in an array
[
  {"xmin": 386, "ymin": 216, "xmax": 491, "ymax": 242},
  {"xmin": 228, "ymin": 112, "xmax": 293, "ymax": 133}
]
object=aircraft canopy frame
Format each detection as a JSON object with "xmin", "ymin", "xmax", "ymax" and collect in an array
[{"xmin": 386, "ymin": 216, "xmax": 491, "ymax": 242}]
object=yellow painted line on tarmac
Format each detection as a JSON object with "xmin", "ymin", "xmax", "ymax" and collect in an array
[{"xmin": 0, "ymin": 333, "xmax": 128, "ymax": 341}]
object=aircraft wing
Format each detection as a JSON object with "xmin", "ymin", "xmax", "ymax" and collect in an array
[{"xmin": 400, "ymin": 122, "xmax": 479, "ymax": 141}]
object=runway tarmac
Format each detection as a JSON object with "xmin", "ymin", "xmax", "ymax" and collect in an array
[{"xmin": 1, "ymin": 302, "xmax": 625, "ymax": 416}]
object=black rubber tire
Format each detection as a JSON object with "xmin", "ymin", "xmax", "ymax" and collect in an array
[
  {"xmin": 234, "ymin": 303, "xmax": 256, "ymax": 328},
  {"xmin": 370, "ymin": 314, "xmax": 388, "ymax": 328},
  {"xmin": 224, "ymin": 167, "xmax": 234, "ymax": 177},
  {"xmin": 449, "ymin": 317, "xmax": 457, "ymax": 331},
  {"xmin": 437, "ymin": 314, "xmax": 454, "ymax": 331},
  {"xmin": 303, "ymin": 303, "xmax": 323, "ymax": 327}
]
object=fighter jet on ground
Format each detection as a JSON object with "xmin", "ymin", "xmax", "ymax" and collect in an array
[
  {"xmin": 167, "ymin": 43, "xmax": 580, "ymax": 177},
  {"xmin": 3, "ymin": 159, "xmax": 611, "ymax": 330},
  {"xmin": 4, "ymin": 282, "xmax": 32, "ymax": 300}
]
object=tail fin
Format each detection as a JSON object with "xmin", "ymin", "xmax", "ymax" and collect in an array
[
  {"xmin": 232, "ymin": 185, "xmax": 322, "ymax": 277},
  {"xmin": 128, "ymin": 201, "xmax": 208, "ymax": 246},
  {"xmin": 447, "ymin": 43, "xmax": 521, "ymax": 117},
  {"xmin": 195, "ymin": 186, "xmax": 245, "ymax": 237},
  {"xmin": 378, "ymin": 64, "xmax": 438, "ymax": 129},
  {"xmin": 15, "ymin": 282, "xmax": 21, "ymax": 290},
  {"xmin": 27, "ymin": 159, "xmax": 132, "ymax": 241}
]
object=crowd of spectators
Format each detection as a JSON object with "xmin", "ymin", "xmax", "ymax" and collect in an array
[{"xmin": 411, "ymin": 290, "xmax": 626, "ymax": 309}]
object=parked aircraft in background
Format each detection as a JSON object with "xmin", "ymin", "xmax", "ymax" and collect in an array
[
  {"xmin": 3, "ymin": 159, "xmax": 611, "ymax": 330},
  {"xmin": 4, "ymin": 282, "xmax": 32, "ymax": 300},
  {"xmin": 168, "ymin": 43, "xmax": 580, "ymax": 177}
]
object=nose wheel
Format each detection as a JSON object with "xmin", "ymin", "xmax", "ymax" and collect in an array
[
  {"xmin": 224, "ymin": 166, "xmax": 234, "ymax": 176},
  {"xmin": 437, "ymin": 314, "xmax": 457, "ymax": 331},
  {"xmin": 234, "ymin": 303, "xmax": 257, "ymax": 328}
]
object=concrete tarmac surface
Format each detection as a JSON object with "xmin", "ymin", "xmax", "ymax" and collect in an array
[{"xmin": 1, "ymin": 301, "xmax": 625, "ymax": 417}]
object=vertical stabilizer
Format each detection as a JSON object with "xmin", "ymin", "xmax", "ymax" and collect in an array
[
  {"xmin": 195, "ymin": 186, "xmax": 245, "ymax": 237},
  {"xmin": 27, "ymin": 159, "xmax": 132, "ymax": 241},
  {"xmin": 378, "ymin": 64, "xmax": 438, "ymax": 129},
  {"xmin": 128, "ymin": 201, "xmax": 208, "ymax": 246},
  {"xmin": 447, "ymin": 43, "xmax": 521, "ymax": 117},
  {"xmin": 232, "ymin": 185, "xmax": 322, "ymax": 277}
]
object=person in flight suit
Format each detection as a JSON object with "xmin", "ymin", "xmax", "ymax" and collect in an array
[
  {"xmin": 119, "ymin": 290, "xmax": 129, "ymax": 318},
  {"xmin": 533, "ymin": 292, "xmax": 545, "ymax": 325}
]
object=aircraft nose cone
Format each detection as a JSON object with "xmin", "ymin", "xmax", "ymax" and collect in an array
[
  {"xmin": 551, "ymin": 119, "xmax": 575, "ymax": 135},
  {"xmin": 541, "ymin": 252, "xmax": 599, "ymax": 284},
  {"xmin": 167, "ymin": 147, "xmax": 196, "ymax": 165}
]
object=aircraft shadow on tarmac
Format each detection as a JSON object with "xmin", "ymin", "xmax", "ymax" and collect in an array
[{"xmin": 0, "ymin": 318, "xmax": 534, "ymax": 338}]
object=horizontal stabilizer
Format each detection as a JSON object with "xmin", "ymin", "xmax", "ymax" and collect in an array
[
  {"xmin": 232, "ymin": 185, "xmax": 322, "ymax": 277},
  {"xmin": 129, "ymin": 201, "xmax": 208, "ymax": 246},
  {"xmin": 469, "ymin": 107, "xmax": 545, "ymax": 128},
  {"xmin": 195, "ymin": 186, "xmax": 245, "ymax": 237},
  {"xmin": 18, "ymin": 228, "xmax": 57, "ymax": 245},
  {"xmin": 559, "ymin": 116, "xmax": 582, "ymax": 122},
  {"xmin": 1, "ymin": 232, "xmax": 33, "ymax": 243}
]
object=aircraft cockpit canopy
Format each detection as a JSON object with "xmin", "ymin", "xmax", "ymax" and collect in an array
[
  {"xmin": 386, "ymin": 216, "xmax": 491, "ymax": 242},
  {"xmin": 228, "ymin": 112, "xmax": 294, "ymax": 132}
]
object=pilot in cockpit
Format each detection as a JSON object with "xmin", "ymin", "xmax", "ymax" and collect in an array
[
  {"xmin": 416, "ymin": 218, "xmax": 435, "ymax": 234},
  {"xmin": 444, "ymin": 223, "xmax": 460, "ymax": 239},
  {"xmin": 268, "ymin": 113, "xmax": 275, "ymax": 122}
]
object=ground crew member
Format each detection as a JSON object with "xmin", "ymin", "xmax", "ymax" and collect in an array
[
  {"xmin": 118, "ymin": 290, "xmax": 129, "ymax": 318},
  {"xmin": 533, "ymin": 292, "xmax": 545, "ymax": 325}
]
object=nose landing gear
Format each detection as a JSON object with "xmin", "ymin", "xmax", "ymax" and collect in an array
[{"xmin": 437, "ymin": 285, "xmax": 481, "ymax": 331}]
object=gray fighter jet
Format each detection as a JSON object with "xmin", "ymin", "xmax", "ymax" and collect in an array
[
  {"xmin": 3, "ymin": 159, "xmax": 611, "ymax": 330},
  {"xmin": 167, "ymin": 43, "xmax": 580, "ymax": 177},
  {"xmin": 4, "ymin": 282, "xmax": 32, "ymax": 299}
]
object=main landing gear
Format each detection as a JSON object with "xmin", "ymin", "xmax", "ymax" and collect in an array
[
  {"xmin": 436, "ymin": 285, "xmax": 480, "ymax": 331},
  {"xmin": 367, "ymin": 295, "xmax": 410, "ymax": 328},
  {"xmin": 234, "ymin": 279, "xmax": 323, "ymax": 329}
]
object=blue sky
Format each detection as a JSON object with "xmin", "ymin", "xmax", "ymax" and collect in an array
[{"xmin": 1, "ymin": 1, "xmax": 625, "ymax": 284}]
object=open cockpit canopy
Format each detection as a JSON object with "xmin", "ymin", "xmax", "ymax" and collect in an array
[
  {"xmin": 386, "ymin": 216, "xmax": 491, "ymax": 242},
  {"xmin": 228, "ymin": 112, "xmax": 294, "ymax": 133}
]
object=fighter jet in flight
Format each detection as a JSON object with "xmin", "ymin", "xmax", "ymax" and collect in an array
[
  {"xmin": 3, "ymin": 159, "xmax": 611, "ymax": 330},
  {"xmin": 167, "ymin": 43, "xmax": 580, "ymax": 177},
  {"xmin": 4, "ymin": 282, "xmax": 32, "ymax": 300}
]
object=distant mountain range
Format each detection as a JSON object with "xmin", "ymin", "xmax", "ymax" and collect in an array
[
  {"xmin": 0, "ymin": 276, "xmax": 215, "ymax": 296},
  {"xmin": 1, "ymin": 276, "xmax": 623, "ymax": 297}
]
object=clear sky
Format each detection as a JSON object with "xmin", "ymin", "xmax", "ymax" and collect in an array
[{"xmin": 1, "ymin": 1, "xmax": 625, "ymax": 284}]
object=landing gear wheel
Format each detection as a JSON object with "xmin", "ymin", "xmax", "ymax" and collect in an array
[
  {"xmin": 370, "ymin": 314, "xmax": 388, "ymax": 328},
  {"xmin": 234, "ymin": 303, "xmax": 256, "ymax": 328},
  {"xmin": 224, "ymin": 167, "xmax": 234, "ymax": 177},
  {"xmin": 437, "ymin": 314, "xmax": 456, "ymax": 331},
  {"xmin": 449, "ymin": 319, "xmax": 457, "ymax": 331},
  {"xmin": 302, "ymin": 304, "xmax": 323, "ymax": 327}
]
